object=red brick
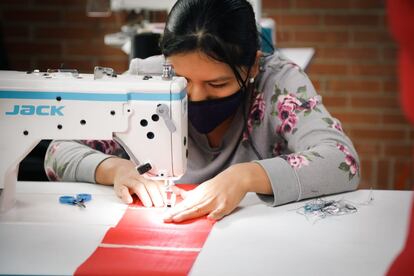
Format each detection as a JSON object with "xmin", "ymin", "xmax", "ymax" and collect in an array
[
  {"xmin": 8, "ymin": 58, "xmax": 31, "ymax": 70},
  {"xmin": 349, "ymin": 64, "xmax": 396, "ymax": 76},
  {"xmin": 148, "ymin": 10, "xmax": 168, "ymax": 22},
  {"xmin": 324, "ymin": 15, "xmax": 380, "ymax": 26},
  {"xmin": 33, "ymin": 0, "xmax": 85, "ymax": 8},
  {"xmin": 351, "ymin": 0, "xmax": 384, "ymax": 9},
  {"xmin": 271, "ymin": 14, "xmax": 321, "ymax": 26},
  {"xmin": 276, "ymin": 31, "xmax": 292, "ymax": 43},
  {"xmin": 377, "ymin": 159, "xmax": 391, "ymax": 189},
  {"xmin": 349, "ymin": 128, "xmax": 406, "ymax": 141},
  {"xmin": 2, "ymin": 26, "xmax": 29, "ymax": 39},
  {"xmin": 382, "ymin": 113, "xmax": 411, "ymax": 125},
  {"xmin": 359, "ymin": 159, "xmax": 373, "ymax": 189},
  {"xmin": 308, "ymin": 63, "xmax": 348, "ymax": 75},
  {"xmin": 6, "ymin": 42, "xmax": 62, "ymax": 56},
  {"xmin": 0, "ymin": 0, "xmax": 31, "ymax": 7},
  {"xmin": 3, "ymin": 10, "xmax": 60, "ymax": 22},
  {"xmin": 326, "ymin": 79, "xmax": 381, "ymax": 93},
  {"xmin": 358, "ymin": 178, "xmax": 372, "ymax": 190},
  {"xmin": 382, "ymin": 48, "xmax": 397, "ymax": 61},
  {"xmin": 64, "ymin": 43, "xmax": 125, "ymax": 57},
  {"xmin": 384, "ymin": 144, "xmax": 414, "ymax": 157},
  {"xmin": 34, "ymin": 26, "xmax": 96, "ymax": 40},
  {"xmin": 262, "ymin": 0, "xmax": 291, "ymax": 9},
  {"xmin": 322, "ymin": 95, "xmax": 348, "ymax": 108},
  {"xmin": 353, "ymin": 31, "xmax": 394, "ymax": 44},
  {"xmin": 350, "ymin": 96, "xmax": 400, "ymax": 109},
  {"xmin": 295, "ymin": 0, "xmax": 351, "ymax": 9},
  {"xmin": 62, "ymin": 10, "xmax": 106, "ymax": 24},
  {"xmin": 393, "ymin": 160, "xmax": 413, "ymax": 190},
  {"xmin": 354, "ymin": 142, "xmax": 382, "ymax": 157},
  {"xmin": 317, "ymin": 47, "xmax": 380, "ymax": 60},
  {"xmin": 62, "ymin": 10, "xmax": 126, "ymax": 25},
  {"xmin": 380, "ymin": 16, "xmax": 388, "ymax": 27},
  {"xmin": 410, "ymin": 130, "xmax": 414, "ymax": 141},
  {"xmin": 294, "ymin": 31, "xmax": 349, "ymax": 44},
  {"xmin": 331, "ymin": 111, "xmax": 381, "ymax": 124},
  {"xmin": 310, "ymin": 79, "xmax": 321, "ymax": 90},
  {"xmin": 383, "ymin": 80, "xmax": 399, "ymax": 93}
]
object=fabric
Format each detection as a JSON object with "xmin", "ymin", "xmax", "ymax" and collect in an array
[
  {"xmin": 387, "ymin": 0, "xmax": 414, "ymax": 125},
  {"xmin": 75, "ymin": 184, "xmax": 215, "ymax": 276},
  {"xmin": 44, "ymin": 51, "xmax": 360, "ymax": 207},
  {"xmin": 386, "ymin": 0, "xmax": 414, "ymax": 274},
  {"xmin": 387, "ymin": 197, "xmax": 414, "ymax": 275}
]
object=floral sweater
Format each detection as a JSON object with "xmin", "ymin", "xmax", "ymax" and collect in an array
[{"xmin": 44, "ymin": 51, "xmax": 360, "ymax": 206}]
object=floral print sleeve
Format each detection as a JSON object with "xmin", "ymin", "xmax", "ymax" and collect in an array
[
  {"xmin": 44, "ymin": 140, "xmax": 128, "ymax": 183},
  {"xmin": 248, "ymin": 53, "xmax": 360, "ymax": 205}
]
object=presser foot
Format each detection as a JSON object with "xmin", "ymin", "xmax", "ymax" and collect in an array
[{"xmin": 164, "ymin": 179, "xmax": 176, "ymax": 208}]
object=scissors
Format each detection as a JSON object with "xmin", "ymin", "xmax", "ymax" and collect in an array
[{"xmin": 59, "ymin": 193, "xmax": 92, "ymax": 208}]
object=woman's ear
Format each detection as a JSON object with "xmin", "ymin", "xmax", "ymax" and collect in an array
[{"xmin": 250, "ymin": 51, "xmax": 262, "ymax": 78}]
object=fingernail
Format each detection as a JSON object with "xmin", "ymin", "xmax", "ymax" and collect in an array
[
  {"xmin": 172, "ymin": 215, "xmax": 183, "ymax": 223},
  {"xmin": 163, "ymin": 213, "xmax": 172, "ymax": 221},
  {"xmin": 207, "ymin": 215, "xmax": 217, "ymax": 221}
]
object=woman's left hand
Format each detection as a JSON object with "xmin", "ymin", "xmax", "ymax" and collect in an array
[{"xmin": 163, "ymin": 162, "xmax": 272, "ymax": 223}]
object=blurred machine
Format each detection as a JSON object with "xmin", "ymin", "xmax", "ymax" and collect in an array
[{"xmin": 100, "ymin": 0, "xmax": 276, "ymax": 58}]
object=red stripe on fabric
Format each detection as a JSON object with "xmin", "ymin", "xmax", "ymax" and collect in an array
[
  {"xmin": 104, "ymin": 225, "xmax": 211, "ymax": 249},
  {"xmin": 75, "ymin": 247, "xmax": 198, "ymax": 276},
  {"xmin": 104, "ymin": 208, "xmax": 213, "ymax": 248},
  {"xmin": 116, "ymin": 208, "xmax": 213, "ymax": 229},
  {"xmin": 75, "ymin": 184, "xmax": 215, "ymax": 276}
]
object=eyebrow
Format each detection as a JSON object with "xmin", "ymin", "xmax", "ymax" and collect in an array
[
  {"xmin": 174, "ymin": 72, "xmax": 233, "ymax": 83},
  {"xmin": 203, "ymin": 76, "xmax": 233, "ymax": 83}
]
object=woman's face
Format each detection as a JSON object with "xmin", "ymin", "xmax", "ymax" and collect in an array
[{"xmin": 168, "ymin": 51, "xmax": 246, "ymax": 102}]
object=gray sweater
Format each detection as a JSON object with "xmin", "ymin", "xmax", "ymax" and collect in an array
[{"xmin": 44, "ymin": 51, "xmax": 360, "ymax": 206}]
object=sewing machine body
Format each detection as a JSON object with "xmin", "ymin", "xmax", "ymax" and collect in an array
[{"xmin": 0, "ymin": 69, "xmax": 188, "ymax": 212}]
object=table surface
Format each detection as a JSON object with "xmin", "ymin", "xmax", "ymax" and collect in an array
[
  {"xmin": 279, "ymin": 47, "xmax": 315, "ymax": 69},
  {"xmin": 0, "ymin": 181, "xmax": 412, "ymax": 276}
]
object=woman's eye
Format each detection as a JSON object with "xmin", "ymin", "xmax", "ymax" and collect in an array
[{"xmin": 209, "ymin": 83, "xmax": 227, "ymax": 88}]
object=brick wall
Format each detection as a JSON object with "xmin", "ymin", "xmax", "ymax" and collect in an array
[{"xmin": 0, "ymin": 0, "xmax": 413, "ymax": 189}]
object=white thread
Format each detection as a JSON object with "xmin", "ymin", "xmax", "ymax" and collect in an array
[{"xmin": 100, "ymin": 243, "xmax": 201, "ymax": 252}]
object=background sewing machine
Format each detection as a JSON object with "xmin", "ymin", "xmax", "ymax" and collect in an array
[
  {"xmin": 0, "ymin": 66, "xmax": 188, "ymax": 212},
  {"xmin": 102, "ymin": 0, "xmax": 276, "ymax": 59}
]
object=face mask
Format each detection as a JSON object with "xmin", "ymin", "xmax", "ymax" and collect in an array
[{"xmin": 188, "ymin": 89, "xmax": 244, "ymax": 134}]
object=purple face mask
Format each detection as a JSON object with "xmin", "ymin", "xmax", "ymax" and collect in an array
[{"xmin": 188, "ymin": 89, "xmax": 243, "ymax": 134}]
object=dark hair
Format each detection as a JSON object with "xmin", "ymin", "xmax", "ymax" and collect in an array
[{"xmin": 160, "ymin": 0, "xmax": 259, "ymax": 88}]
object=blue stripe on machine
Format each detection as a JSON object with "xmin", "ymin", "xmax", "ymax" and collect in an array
[{"xmin": 0, "ymin": 90, "xmax": 187, "ymax": 101}]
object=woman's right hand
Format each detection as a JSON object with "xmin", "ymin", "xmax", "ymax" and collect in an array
[{"xmin": 96, "ymin": 157, "xmax": 165, "ymax": 207}]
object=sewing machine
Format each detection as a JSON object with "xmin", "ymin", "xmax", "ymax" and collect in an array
[{"xmin": 0, "ymin": 66, "xmax": 188, "ymax": 212}]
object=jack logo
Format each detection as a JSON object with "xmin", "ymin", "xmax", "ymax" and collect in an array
[{"xmin": 5, "ymin": 105, "xmax": 64, "ymax": 116}]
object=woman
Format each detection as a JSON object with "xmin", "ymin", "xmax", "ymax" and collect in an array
[{"xmin": 45, "ymin": 0, "xmax": 360, "ymax": 223}]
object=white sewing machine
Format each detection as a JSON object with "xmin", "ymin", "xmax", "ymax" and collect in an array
[{"xmin": 0, "ymin": 66, "xmax": 188, "ymax": 212}]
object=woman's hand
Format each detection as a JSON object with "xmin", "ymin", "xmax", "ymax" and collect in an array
[
  {"xmin": 96, "ymin": 157, "xmax": 165, "ymax": 207},
  {"xmin": 163, "ymin": 162, "xmax": 272, "ymax": 223}
]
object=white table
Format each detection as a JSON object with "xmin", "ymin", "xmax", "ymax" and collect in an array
[
  {"xmin": 279, "ymin": 47, "xmax": 315, "ymax": 70},
  {"xmin": 0, "ymin": 181, "xmax": 412, "ymax": 276}
]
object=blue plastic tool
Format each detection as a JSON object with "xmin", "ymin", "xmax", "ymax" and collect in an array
[{"xmin": 59, "ymin": 193, "xmax": 92, "ymax": 208}]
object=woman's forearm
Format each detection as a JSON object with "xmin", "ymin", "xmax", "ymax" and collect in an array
[{"xmin": 95, "ymin": 157, "xmax": 135, "ymax": 186}]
